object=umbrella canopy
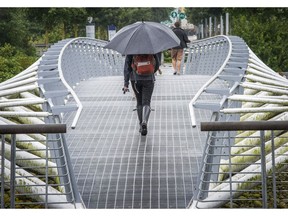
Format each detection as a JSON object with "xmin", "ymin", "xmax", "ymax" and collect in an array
[{"xmin": 104, "ymin": 21, "xmax": 180, "ymax": 55}]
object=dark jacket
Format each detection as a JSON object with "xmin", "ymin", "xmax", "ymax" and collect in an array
[
  {"xmin": 124, "ymin": 54, "xmax": 160, "ymax": 87},
  {"xmin": 172, "ymin": 27, "xmax": 190, "ymax": 49}
]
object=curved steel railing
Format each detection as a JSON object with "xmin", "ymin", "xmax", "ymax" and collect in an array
[
  {"xmin": 2, "ymin": 35, "xmax": 288, "ymax": 209},
  {"xmin": 185, "ymin": 36, "xmax": 288, "ymax": 208},
  {"xmin": 187, "ymin": 36, "xmax": 234, "ymax": 127},
  {"xmin": 0, "ymin": 37, "xmax": 124, "ymax": 208},
  {"xmin": 187, "ymin": 35, "xmax": 249, "ymax": 127},
  {"xmin": 38, "ymin": 37, "xmax": 124, "ymax": 129}
]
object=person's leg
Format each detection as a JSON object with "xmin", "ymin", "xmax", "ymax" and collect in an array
[
  {"xmin": 171, "ymin": 49, "xmax": 177, "ymax": 74},
  {"xmin": 176, "ymin": 49, "xmax": 184, "ymax": 75},
  {"xmin": 131, "ymin": 81, "xmax": 142, "ymax": 125},
  {"xmin": 172, "ymin": 59, "xmax": 177, "ymax": 74},
  {"xmin": 140, "ymin": 80, "xmax": 154, "ymax": 136},
  {"xmin": 176, "ymin": 61, "xmax": 181, "ymax": 74}
]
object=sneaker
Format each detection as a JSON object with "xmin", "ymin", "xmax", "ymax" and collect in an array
[
  {"xmin": 173, "ymin": 72, "xmax": 177, "ymax": 75},
  {"xmin": 158, "ymin": 69, "xmax": 162, "ymax": 75},
  {"xmin": 177, "ymin": 72, "xmax": 180, "ymax": 75}
]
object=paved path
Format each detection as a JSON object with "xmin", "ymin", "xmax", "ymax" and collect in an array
[{"xmin": 63, "ymin": 65, "xmax": 212, "ymax": 208}]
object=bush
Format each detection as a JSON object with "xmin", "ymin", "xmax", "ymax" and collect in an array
[
  {"xmin": 0, "ymin": 43, "xmax": 37, "ymax": 83},
  {"xmin": 163, "ymin": 50, "xmax": 172, "ymax": 63}
]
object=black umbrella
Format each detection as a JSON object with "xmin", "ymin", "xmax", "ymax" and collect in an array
[{"xmin": 104, "ymin": 21, "xmax": 180, "ymax": 55}]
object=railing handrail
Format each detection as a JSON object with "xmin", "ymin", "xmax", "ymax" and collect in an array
[
  {"xmin": 201, "ymin": 120, "xmax": 288, "ymax": 131},
  {"xmin": 57, "ymin": 38, "xmax": 83, "ymax": 129},
  {"xmin": 54, "ymin": 37, "xmax": 108, "ymax": 129},
  {"xmin": 0, "ymin": 124, "xmax": 66, "ymax": 134},
  {"xmin": 188, "ymin": 35, "xmax": 232, "ymax": 127},
  {"xmin": 192, "ymin": 120, "xmax": 288, "ymax": 209}
]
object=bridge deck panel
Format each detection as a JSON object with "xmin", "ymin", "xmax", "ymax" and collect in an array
[{"xmin": 64, "ymin": 67, "xmax": 212, "ymax": 208}]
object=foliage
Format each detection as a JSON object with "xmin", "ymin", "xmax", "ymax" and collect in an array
[
  {"xmin": 0, "ymin": 8, "xmax": 174, "ymax": 83},
  {"xmin": 3, "ymin": 189, "xmax": 45, "ymax": 208},
  {"xmin": 227, "ymin": 8, "xmax": 288, "ymax": 72},
  {"xmin": 0, "ymin": 8, "xmax": 36, "ymax": 56},
  {"xmin": 25, "ymin": 8, "xmax": 88, "ymax": 44},
  {"xmin": 0, "ymin": 44, "xmax": 37, "ymax": 82},
  {"xmin": 86, "ymin": 8, "xmax": 173, "ymax": 40},
  {"xmin": 23, "ymin": 8, "xmax": 173, "ymax": 42},
  {"xmin": 0, "ymin": 7, "xmax": 288, "ymax": 83},
  {"xmin": 185, "ymin": 8, "xmax": 224, "ymax": 24},
  {"xmin": 163, "ymin": 50, "xmax": 172, "ymax": 63},
  {"xmin": 222, "ymin": 170, "xmax": 288, "ymax": 208},
  {"xmin": 185, "ymin": 8, "xmax": 288, "ymax": 72}
]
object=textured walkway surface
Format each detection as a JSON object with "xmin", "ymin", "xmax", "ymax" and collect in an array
[{"xmin": 63, "ymin": 65, "xmax": 212, "ymax": 208}]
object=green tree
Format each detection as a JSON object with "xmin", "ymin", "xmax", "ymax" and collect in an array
[
  {"xmin": 185, "ymin": 8, "xmax": 224, "ymax": 25},
  {"xmin": 0, "ymin": 8, "xmax": 37, "ymax": 82},
  {"xmin": 227, "ymin": 8, "xmax": 288, "ymax": 72},
  {"xmin": 0, "ymin": 8, "xmax": 35, "ymax": 55},
  {"xmin": 45, "ymin": 8, "xmax": 87, "ymax": 39},
  {"xmin": 0, "ymin": 43, "xmax": 37, "ymax": 82},
  {"xmin": 26, "ymin": 8, "xmax": 87, "ymax": 45},
  {"xmin": 184, "ymin": 7, "xmax": 288, "ymax": 72},
  {"xmin": 86, "ymin": 7, "xmax": 172, "ymax": 40},
  {"xmin": 25, "ymin": 8, "xmax": 55, "ymax": 46}
]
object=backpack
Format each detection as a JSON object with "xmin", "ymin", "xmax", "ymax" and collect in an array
[{"xmin": 131, "ymin": 54, "xmax": 155, "ymax": 76}]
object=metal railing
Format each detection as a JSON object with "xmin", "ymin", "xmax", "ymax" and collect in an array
[
  {"xmin": 38, "ymin": 37, "xmax": 124, "ymax": 129},
  {"xmin": 0, "ymin": 36, "xmax": 125, "ymax": 209},
  {"xmin": 2, "ymin": 34, "xmax": 287, "ymax": 209},
  {"xmin": 190, "ymin": 121, "xmax": 288, "ymax": 208},
  {"xmin": 186, "ymin": 35, "xmax": 249, "ymax": 127},
  {"xmin": 185, "ymin": 35, "xmax": 288, "ymax": 208},
  {"xmin": 0, "ymin": 123, "xmax": 84, "ymax": 208}
]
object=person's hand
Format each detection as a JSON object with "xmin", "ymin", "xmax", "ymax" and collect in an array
[{"xmin": 122, "ymin": 86, "xmax": 129, "ymax": 94}]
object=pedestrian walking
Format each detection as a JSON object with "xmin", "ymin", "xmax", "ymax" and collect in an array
[
  {"xmin": 171, "ymin": 21, "xmax": 190, "ymax": 75},
  {"xmin": 104, "ymin": 21, "xmax": 180, "ymax": 136},
  {"xmin": 123, "ymin": 54, "xmax": 160, "ymax": 136}
]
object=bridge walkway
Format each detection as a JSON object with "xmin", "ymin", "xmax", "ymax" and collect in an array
[{"xmin": 63, "ymin": 65, "xmax": 212, "ymax": 208}]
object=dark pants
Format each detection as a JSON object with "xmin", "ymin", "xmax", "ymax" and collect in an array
[
  {"xmin": 131, "ymin": 80, "xmax": 154, "ymax": 124},
  {"xmin": 131, "ymin": 80, "xmax": 154, "ymax": 107}
]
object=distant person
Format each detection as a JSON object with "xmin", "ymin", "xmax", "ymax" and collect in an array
[
  {"xmin": 171, "ymin": 21, "xmax": 190, "ymax": 75},
  {"xmin": 122, "ymin": 54, "xmax": 160, "ymax": 136}
]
